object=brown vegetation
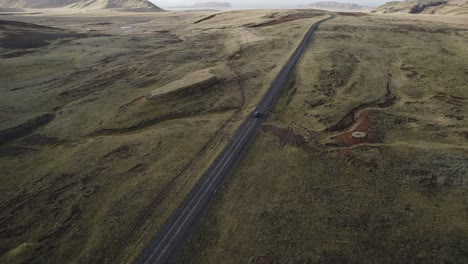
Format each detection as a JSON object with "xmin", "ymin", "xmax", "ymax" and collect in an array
[
  {"xmin": 0, "ymin": 9, "xmax": 328, "ymax": 264},
  {"xmin": 180, "ymin": 12, "xmax": 468, "ymax": 264}
]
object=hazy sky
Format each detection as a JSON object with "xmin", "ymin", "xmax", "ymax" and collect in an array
[{"xmin": 151, "ymin": 0, "xmax": 395, "ymax": 8}]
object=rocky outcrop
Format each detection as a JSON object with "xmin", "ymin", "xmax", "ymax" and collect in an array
[{"xmin": 373, "ymin": 0, "xmax": 468, "ymax": 15}]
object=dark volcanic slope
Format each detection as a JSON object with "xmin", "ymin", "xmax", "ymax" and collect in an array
[
  {"xmin": 374, "ymin": 0, "xmax": 468, "ymax": 15},
  {"xmin": 0, "ymin": 0, "xmax": 162, "ymax": 10}
]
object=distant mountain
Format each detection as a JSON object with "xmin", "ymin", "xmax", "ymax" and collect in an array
[
  {"xmin": 0, "ymin": 0, "xmax": 163, "ymax": 10},
  {"xmin": 0, "ymin": 7, "xmax": 23, "ymax": 11},
  {"xmin": 373, "ymin": 0, "xmax": 468, "ymax": 15},
  {"xmin": 300, "ymin": 1, "xmax": 370, "ymax": 11},
  {"xmin": 170, "ymin": 2, "xmax": 231, "ymax": 9}
]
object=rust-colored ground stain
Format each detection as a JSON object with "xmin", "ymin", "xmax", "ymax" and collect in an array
[
  {"xmin": 307, "ymin": 129, "xmax": 321, "ymax": 139},
  {"xmin": 338, "ymin": 148, "xmax": 350, "ymax": 155},
  {"xmin": 462, "ymin": 131, "xmax": 468, "ymax": 139},
  {"xmin": 378, "ymin": 92, "xmax": 398, "ymax": 108},
  {"xmin": 331, "ymin": 110, "xmax": 381, "ymax": 169},
  {"xmin": 336, "ymin": 110, "xmax": 381, "ymax": 147},
  {"xmin": 261, "ymin": 125, "xmax": 306, "ymax": 147},
  {"xmin": 261, "ymin": 125, "xmax": 315, "ymax": 151},
  {"xmin": 326, "ymin": 111, "xmax": 355, "ymax": 133},
  {"xmin": 256, "ymin": 256, "xmax": 269, "ymax": 264},
  {"xmin": 325, "ymin": 80, "xmax": 397, "ymax": 134}
]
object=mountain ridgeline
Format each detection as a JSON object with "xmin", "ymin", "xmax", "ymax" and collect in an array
[
  {"xmin": 374, "ymin": 0, "xmax": 468, "ymax": 15},
  {"xmin": 300, "ymin": 1, "xmax": 369, "ymax": 11},
  {"xmin": 0, "ymin": 0, "xmax": 163, "ymax": 10}
]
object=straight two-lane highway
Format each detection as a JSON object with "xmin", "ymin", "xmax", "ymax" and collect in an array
[{"xmin": 137, "ymin": 15, "xmax": 333, "ymax": 264}]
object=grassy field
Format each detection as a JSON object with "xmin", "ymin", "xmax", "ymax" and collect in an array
[
  {"xmin": 179, "ymin": 13, "xmax": 468, "ymax": 263},
  {"xmin": 0, "ymin": 9, "xmax": 329, "ymax": 263}
]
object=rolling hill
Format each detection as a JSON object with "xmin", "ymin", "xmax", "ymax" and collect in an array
[
  {"xmin": 300, "ymin": 1, "xmax": 370, "ymax": 11},
  {"xmin": 170, "ymin": 2, "xmax": 232, "ymax": 9},
  {"xmin": 0, "ymin": 0, "xmax": 162, "ymax": 10},
  {"xmin": 374, "ymin": 0, "xmax": 468, "ymax": 15}
]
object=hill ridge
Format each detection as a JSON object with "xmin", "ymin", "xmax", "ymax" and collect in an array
[
  {"xmin": 0, "ymin": 0, "xmax": 163, "ymax": 10},
  {"xmin": 373, "ymin": 0, "xmax": 468, "ymax": 15},
  {"xmin": 300, "ymin": 1, "xmax": 369, "ymax": 11}
]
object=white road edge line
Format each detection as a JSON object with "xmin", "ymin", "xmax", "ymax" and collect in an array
[{"xmin": 144, "ymin": 118, "xmax": 257, "ymax": 264}]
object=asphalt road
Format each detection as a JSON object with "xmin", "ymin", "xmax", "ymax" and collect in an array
[{"xmin": 136, "ymin": 15, "xmax": 333, "ymax": 264}]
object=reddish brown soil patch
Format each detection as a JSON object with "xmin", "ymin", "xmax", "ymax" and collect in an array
[
  {"xmin": 81, "ymin": 176, "xmax": 92, "ymax": 185},
  {"xmin": 325, "ymin": 80, "xmax": 397, "ymax": 133},
  {"xmin": 325, "ymin": 110, "xmax": 356, "ymax": 132},
  {"xmin": 336, "ymin": 110, "xmax": 381, "ymax": 146},
  {"xmin": 378, "ymin": 91, "xmax": 398, "ymax": 108},
  {"xmin": 307, "ymin": 129, "xmax": 321, "ymax": 139},
  {"xmin": 462, "ymin": 131, "xmax": 468, "ymax": 139},
  {"xmin": 338, "ymin": 148, "xmax": 350, "ymax": 155},
  {"xmin": 256, "ymin": 256, "xmax": 269, "ymax": 264},
  {"xmin": 261, "ymin": 125, "xmax": 306, "ymax": 147}
]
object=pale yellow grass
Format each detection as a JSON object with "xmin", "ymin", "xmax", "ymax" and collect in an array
[{"xmin": 150, "ymin": 68, "xmax": 215, "ymax": 97}]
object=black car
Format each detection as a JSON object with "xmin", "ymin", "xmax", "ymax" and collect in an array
[{"xmin": 252, "ymin": 111, "xmax": 263, "ymax": 118}]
